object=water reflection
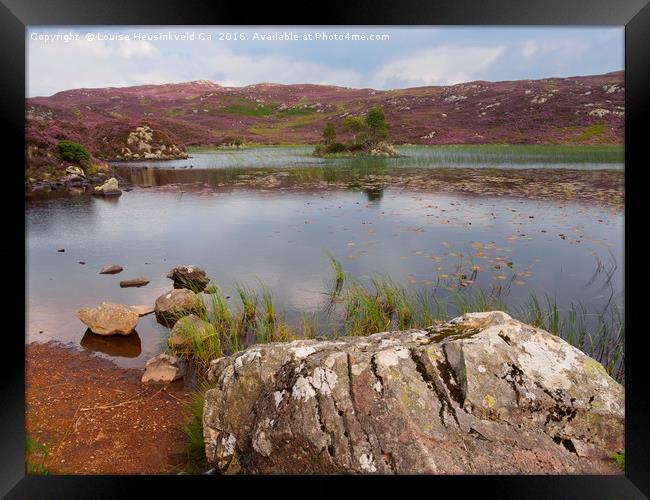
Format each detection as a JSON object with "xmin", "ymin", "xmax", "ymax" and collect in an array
[
  {"xmin": 27, "ymin": 185, "xmax": 623, "ymax": 369},
  {"xmin": 363, "ymin": 187, "xmax": 384, "ymax": 202},
  {"xmin": 80, "ymin": 329, "xmax": 142, "ymax": 358}
]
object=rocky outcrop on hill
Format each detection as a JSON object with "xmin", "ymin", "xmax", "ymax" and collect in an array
[
  {"xmin": 202, "ymin": 311, "xmax": 624, "ymax": 474},
  {"xmin": 26, "ymin": 72, "xmax": 624, "ymax": 152},
  {"xmin": 113, "ymin": 125, "xmax": 188, "ymax": 161}
]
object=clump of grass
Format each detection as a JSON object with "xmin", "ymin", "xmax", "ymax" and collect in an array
[
  {"xmin": 260, "ymin": 283, "xmax": 276, "ymax": 324},
  {"xmin": 326, "ymin": 253, "xmax": 346, "ymax": 309},
  {"xmin": 328, "ymin": 253, "xmax": 345, "ymax": 286},
  {"xmin": 182, "ymin": 382, "xmax": 210, "ymax": 473},
  {"xmin": 235, "ymin": 283, "xmax": 258, "ymax": 323},
  {"xmin": 300, "ymin": 311, "xmax": 319, "ymax": 339},
  {"xmin": 208, "ymin": 284, "xmax": 233, "ymax": 327},
  {"xmin": 26, "ymin": 435, "xmax": 51, "ymax": 475},
  {"xmin": 609, "ymin": 451, "xmax": 625, "ymax": 470},
  {"xmin": 343, "ymin": 280, "xmax": 391, "ymax": 336}
]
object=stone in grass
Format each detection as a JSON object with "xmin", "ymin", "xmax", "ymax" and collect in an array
[
  {"xmin": 166, "ymin": 265, "xmax": 211, "ymax": 292},
  {"xmin": 77, "ymin": 302, "xmax": 139, "ymax": 335},
  {"xmin": 141, "ymin": 353, "xmax": 185, "ymax": 384},
  {"xmin": 99, "ymin": 264, "xmax": 123, "ymax": 275},
  {"xmin": 169, "ymin": 314, "xmax": 217, "ymax": 349},
  {"xmin": 154, "ymin": 289, "xmax": 203, "ymax": 321},
  {"xmin": 119, "ymin": 277, "xmax": 150, "ymax": 288}
]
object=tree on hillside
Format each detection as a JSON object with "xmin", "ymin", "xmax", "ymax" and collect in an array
[
  {"xmin": 366, "ymin": 107, "xmax": 389, "ymax": 143},
  {"xmin": 343, "ymin": 116, "xmax": 367, "ymax": 145},
  {"xmin": 323, "ymin": 122, "xmax": 337, "ymax": 145}
]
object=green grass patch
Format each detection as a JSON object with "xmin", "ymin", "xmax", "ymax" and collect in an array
[
  {"xmin": 181, "ymin": 382, "xmax": 210, "ymax": 473},
  {"xmin": 221, "ymin": 104, "xmax": 278, "ymax": 117},
  {"xmin": 609, "ymin": 451, "xmax": 625, "ymax": 470},
  {"xmin": 568, "ymin": 123, "xmax": 608, "ymax": 142},
  {"xmin": 26, "ymin": 435, "xmax": 51, "ymax": 475},
  {"xmin": 276, "ymin": 106, "xmax": 318, "ymax": 118}
]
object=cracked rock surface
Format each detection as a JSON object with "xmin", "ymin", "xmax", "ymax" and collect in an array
[{"xmin": 203, "ymin": 311, "xmax": 624, "ymax": 474}]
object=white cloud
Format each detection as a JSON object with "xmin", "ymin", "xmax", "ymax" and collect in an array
[
  {"xmin": 27, "ymin": 34, "xmax": 366, "ymax": 96},
  {"xmin": 27, "ymin": 36, "xmax": 164, "ymax": 96},
  {"xmin": 370, "ymin": 44, "xmax": 507, "ymax": 89},
  {"xmin": 201, "ymin": 49, "xmax": 363, "ymax": 88},
  {"xmin": 26, "ymin": 28, "xmax": 621, "ymax": 96}
]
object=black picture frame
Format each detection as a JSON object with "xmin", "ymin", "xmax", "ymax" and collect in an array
[{"xmin": 3, "ymin": 0, "xmax": 648, "ymax": 497}]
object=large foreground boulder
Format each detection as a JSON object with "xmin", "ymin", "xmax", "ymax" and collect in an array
[
  {"xmin": 154, "ymin": 288, "xmax": 203, "ymax": 321},
  {"xmin": 166, "ymin": 265, "xmax": 210, "ymax": 291},
  {"xmin": 203, "ymin": 311, "xmax": 624, "ymax": 474},
  {"xmin": 77, "ymin": 302, "xmax": 139, "ymax": 335}
]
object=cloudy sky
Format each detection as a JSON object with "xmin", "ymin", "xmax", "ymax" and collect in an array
[{"xmin": 27, "ymin": 26, "xmax": 623, "ymax": 97}]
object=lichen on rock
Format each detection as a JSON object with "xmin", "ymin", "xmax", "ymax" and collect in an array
[{"xmin": 202, "ymin": 311, "xmax": 624, "ymax": 475}]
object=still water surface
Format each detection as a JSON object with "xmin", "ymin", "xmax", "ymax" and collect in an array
[{"xmin": 26, "ymin": 147, "xmax": 623, "ymax": 368}]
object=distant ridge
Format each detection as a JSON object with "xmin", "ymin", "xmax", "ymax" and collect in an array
[{"xmin": 26, "ymin": 71, "xmax": 624, "ymax": 167}]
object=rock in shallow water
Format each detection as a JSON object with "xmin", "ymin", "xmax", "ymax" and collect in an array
[
  {"xmin": 93, "ymin": 177, "xmax": 122, "ymax": 196},
  {"xmin": 99, "ymin": 264, "xmax": 123, "ymax": 275},
  {"xmin": 119, "ymin": 277, "xmax": 150, "ymax": 288},
  {"xmin": 142, "ymin": 353, "xmax": 186, "ymax": 384},
  {"xmin": 203, "ymin": 311, "xmax": 624, "ymax": 475},
  {"xmin": 77, "ymin": 302, "xmax": 139, "ymax": 336},
  {"xmin": 154, "ymin": 288, "xmax": 203, "ymax": 321},
  {"xmin": 166, "ymin": 265, "xmax": 210, "ymax": 291}
]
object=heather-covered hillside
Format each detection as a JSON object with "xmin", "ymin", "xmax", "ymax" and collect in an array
[{"xmin": 25, "ymin": 72, "xmax": 623, "ymax": 174}]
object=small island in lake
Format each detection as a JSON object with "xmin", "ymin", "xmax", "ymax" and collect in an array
[{"xmin": 313, "ymin": 106, "xmax": 400, "ymax": 158}]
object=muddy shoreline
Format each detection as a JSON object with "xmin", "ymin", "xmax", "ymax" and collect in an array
[
  {"xmin": 27, "ymin": 167, "xmax": 624, "ymax": 210},
  {"xmin": 26, "ymin": 342, "xmax": 192, "ymax": 474}
]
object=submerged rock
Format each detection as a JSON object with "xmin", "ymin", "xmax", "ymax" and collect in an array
[
  {"xmin": 169, "ymin": 314, "xmax": 217, "ymax": 349},
  {"xmin": 166, "ymin": 265, "xmax": 210, "ymax": 291},
  {"xmin": 77, "ymin": 302, "xmax": 139, "ymax": 336},
  {"xmin": 203, "ymin": 311, "xmax": 624, "ymax": 475},
  {"xmin": 154, "ymin": 288, "xmax": 203, "ymax": 321},
  {"xmin": 131, "ymin": 304, "xmax": 155, "ymax": 317},
  {"xmin": 142, "ymin": 353, "xmax": 186, "ymax": 384},
  {"xmin": 99, "ymin": 264, "xmax": 123, "ymax": 275}
]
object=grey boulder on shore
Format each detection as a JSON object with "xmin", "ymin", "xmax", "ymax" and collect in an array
[
  {"xmin": 142, "ymin": 353, "xmax": 186, "ymax": 384},
  {"xmin": 203, "ymin": 311, "xmax": 624, "ymax": 475},
  {"xmin": 77, "ymin": 302, "xmax": 139, "ymax": 336}
]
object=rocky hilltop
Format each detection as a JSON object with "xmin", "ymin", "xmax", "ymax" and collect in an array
[
  {"xmin": 203, "ymin": 311, "xmax": 624, "ymax": 474},
  {"xmin": 27, "ymin": 72, "xmax": 623, "ymax": 155}
]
